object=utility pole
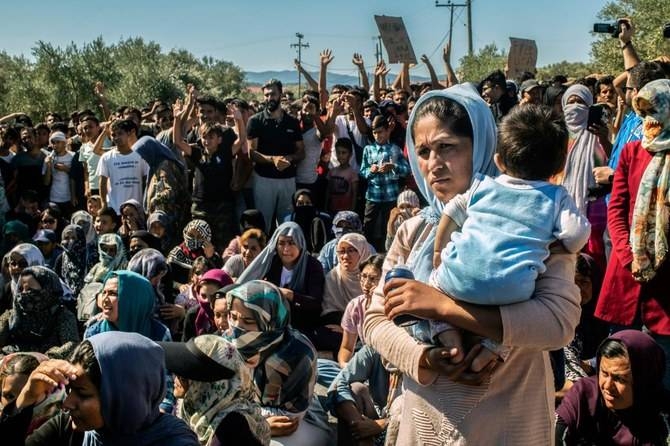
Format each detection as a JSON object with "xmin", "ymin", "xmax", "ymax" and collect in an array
[
  {"xmin": 373, "ymin": 35, "xmax": 383, "ymax": 63},
  {"xmin": 435, "ymin": 0, "xmax": 473, "ymax": 56},
  {"xmin": 290, "ymin": 32, "xmax": 310, "ymax": 96}
]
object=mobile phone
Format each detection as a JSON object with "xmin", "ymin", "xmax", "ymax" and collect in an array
[{"xmin": 588, "ymin": 104, "xmax": 607, "ymax": 128}]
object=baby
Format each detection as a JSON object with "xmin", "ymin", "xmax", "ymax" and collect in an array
[{"xmin": 431, "ymin": 105, "xmax": 591, "ymax": 372}]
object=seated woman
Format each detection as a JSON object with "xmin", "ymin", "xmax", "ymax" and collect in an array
[
  {"xmin": 54, "ymin": 224, "xmax": 91, "ymax": 298},
  {"xmin": 4, "ymin": 332, "xmax": 198, "ymax": 445},
  {"xmin": 338, "ymin": 254, "xmax": 384, "ymax": 368},
  {"xmin": 223, "ymin": 228, "xmax": 266, "ymax": 280},
  {"xmin": 283, "ymin": 189, "xmax": 331, "ymax": 254},
  {"xmin": 222, "ymin": 209, "xmax": 266, "ymax": 263},
  {"xmin": 167, "ymin": 219, "xmax": 222, "ymax": 286},
  {"xmin": 0, "ymin": 352, "xmax": 64, "ymax": 434},
  {"xmin": 126, "ymin": 248, "xmax": 177, "ymax": 332},
  {"xmin": 37, "ymin": 206, "xmax": 67, "ymax": 241},
  {"xmin": 70, "ymin": 210, "xmax": 98, "ymax": 266},
  {"xmin": 128, "ymin": 230, "xmax": 162, "ymax": 259},
  {"xmin": 148, "ymin": 210, "xmax": 173, "ymax": 252},
  {"xmin": 326, "ymin": 345, "xmax": 403, "ymax": 446},
  {"xmin": 556, "ymin": 330, "xmax": 669, "ymax": 445},
  {"xmin": 0, "ymin": 266, "xmax": 79, "ymax": 358},
  {"xmin": 84, "ymin": 270, "xmax": 176, "ymax": 414},
  {"xmin": 118, "ymin": 198, "xmax": 146, "ymax": 242},
  {"xmin": 4, "ymin": 243, "xmax": 45, "ymax": 304},
  {"xmin": 84, "ymin": 233, "xmax": 127, "ymax": 284},
  {"xmin": 237, "ymin": 222, "xmax": 324, "ymax": 339},
  {"xmin": 182, "ymin": 269, "xmax": 233, "ymax": 342},
  {"xmin": 317, "ymin": 233, "xmax": 371, "ymax": 357},
  {"xmin": 317, "ymin": 211, "xmax": 374, "ymax": 275},
  {"xmin": 160, "ymin": 334, "xmax": 271, "ymax": 446},
  {"xmin": 174, "ymin": 257, "xmax": 210, "ymax": 313},
  {"xmin": 225, "ymin": 280, "xmax": 332, "ymax": 446}
]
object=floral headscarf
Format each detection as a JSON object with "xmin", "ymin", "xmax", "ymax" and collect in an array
[
  {"xmin": 225, "ymin": 280, "xmax": 317, "ymax": 412},
  {"xmin": 60, "ymin": 224, "xmax": 88, "ymax": 297},
  {"xmin": 180, "ymin": 335, "xmax": 270, "ymax": 445},
  {"xmin": 85, "ymin": 233, "xmax": 127, "ymax": 283},
  {"xmin": 630, "ymin": 79, "xmax": 670, "ymax": 281}
]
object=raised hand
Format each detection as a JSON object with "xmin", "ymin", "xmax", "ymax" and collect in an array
[
  {"xmin": 94, "ymin": 81, "xmax": 106, "ymax": 99},
  {"xmin": 320, "ymin": 49, "xmax": 333, "ymax": 67},
  {"xmin": 420, "ymin": 54, "xmax": 430, "ymax": 65},
  {"xmin": 443, "ymin": 43, "xmax": 452, "ymax": 63},
  {"xmin": 375, "ymin": 60, "xmax": 390, "ymax": 77},
  {"xmin": 294, "ymin": 58, "xmax": 302, "ymax": 70},
  {"xmin": 352, "ymin": 52, "xmax": 365, "ymax": 68}
]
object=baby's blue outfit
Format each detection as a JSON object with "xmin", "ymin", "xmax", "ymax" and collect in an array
[{"xmin": 433, "ymin": 173, "xmax": 589, "ymax": 305}]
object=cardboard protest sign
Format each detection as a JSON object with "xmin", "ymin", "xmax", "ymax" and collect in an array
[
  {"xmin": 374, "ymin": 15, "xmax": 417, "ymax": 64},
  {"xmin": 507, "ymin": 38, "xmax": 537, "ymax": 81}
]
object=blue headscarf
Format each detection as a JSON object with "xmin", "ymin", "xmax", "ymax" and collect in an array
[
  {"xmin": 98, "ymin": 270, "xmax": 156, "ymax": 339},
  {"xmin": 133, "ymin": 136, "xmax": 184, "ymax": 178},
  {"xmin": 405, "ymin": 84, "xmax": 498, "ymax": 281},
  {"xmin": 83, "ymin": 331, "xmax": 198, "ymax": 446}
]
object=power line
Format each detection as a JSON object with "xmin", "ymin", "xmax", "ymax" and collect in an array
[{"xmin": 290, "ymin": 33, "xmax": 310, "ymax": 96}]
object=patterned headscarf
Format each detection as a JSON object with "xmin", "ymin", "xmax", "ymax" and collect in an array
[
  {"xmin": 9, "ymin": 266, "xmax": 63, "ymax": 341},
  {"xmin": 630, "ymin": 79, "xmax": 670, "ymax": 281},
  {"xmin": 236, "ymin": 222, "xmax": 308, "ymax": 292},
  {"xmin": 194, "ymin": 269, "xmax": 233, "ymax": 336},
  {"xmin": 180, "ymin": 335, "xmax": 270, "ymax": 445},
  {"xmin": 225, "ymin": 280, "xmax": 317, "ymax": 411},
  {"xmin": 85, "ymin": 233, "xmax": 127, "ymax": 283},
  {"xmin": 60, "ymin": 224, "xmax": 88, "ymax": 297},
  {"xmin": 71, "ymin": 211, "xmax": 96, "ymax": 245},
  {"xmin": 331, "ymin": 211, "xmax": 363, "ymax": 239},
  {"xmin": 561, "ymin": 84, "xmax": 608, "ymax": 215},
  {"xmin": 182, "ymin": 219, "xmax": 212, "ymax": 254}
]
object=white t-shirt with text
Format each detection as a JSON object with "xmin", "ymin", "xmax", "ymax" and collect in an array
[{"xmin": 96, "ymin": 148, "xmax": 149, "ymax": 212}]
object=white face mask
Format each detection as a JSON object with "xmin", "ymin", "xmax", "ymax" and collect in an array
[{"xmin": 563, "ymin": 103, "xmax": 589, "ymax": 131}]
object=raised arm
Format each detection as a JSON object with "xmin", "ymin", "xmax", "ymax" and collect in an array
[
  {"xmin": 352, "ymin": 53, "xmax": 370, "ymax": 93},
  {"xmin": 618, "ymin": 18, "xmax": 640, "ymax": 71},
  {"xmin": 319, "ymin": 49, "xmax": 333, "ymax": 110},
  {"xmin": 94, "ymin": 81, "xmax": 111, "ymax": 121},
  {"xmin": 442, "ymin": 43, "xmax": 459, "ymax": 87},
  {"xmin": 421, "ymin": 54, "xmax": 443, "ymax": 90},
  {"xmin": 172, "ymin": 99, "xmax": 193, "ymax": 157},
  {"xmin": 295, "ymin": 58, "xmax": 318, "ymax": 92}
]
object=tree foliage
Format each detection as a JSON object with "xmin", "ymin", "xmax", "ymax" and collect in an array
[
  {"xmin": 0, "ymin": 37, "xmax": 247, "ymax": 121},
  {"xmin": 456, "ymin": 43, "xmax": 507, "ymax": 83},
  {"xmin": 536, "ymin": 61, "xmax": 596, "ymax": 81},
  {"xmin": 591, "ymin": 0, "xmax": 670, "ymax": 74}
]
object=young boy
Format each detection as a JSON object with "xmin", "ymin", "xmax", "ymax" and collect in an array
[
  {"xmin": 326, "ymin": 138, "xmax": 358, "ymax": 215},
  {"xmin": 42, "ymin": 131, "xmax": 76, "ymax": 219},
  {"xmin": 360, "ymin": 116, "xmax": 410, "ymax": 251},
  {"xmin": 430, "ymin": 105, "xmax": 591, "ymax": 371}
]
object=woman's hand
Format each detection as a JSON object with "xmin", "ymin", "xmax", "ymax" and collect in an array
[
  {"xmin": 351, "ymin": 416, "xmax": 385, "ymax": 440},
  {"xmin": 16, "ymin": 360, "xmax": 79, "ymax": 409},
  {"xmin": 383, "ymin": 278, "xmax": 450, "ymax": 322},
  {"xmin": 278, "ymin": 287, "xmax": 294, "ymax": 302},
  {"xmin": 159, "ymin": 304, "xmax": 185, "ymax": 320},
  {"xmin": 267, "ymin": 415, "xmax": 300, "ymax": 437},
  {"xmin": 420, "ymin": 344, "xmax": 497, "ymax": 386}
]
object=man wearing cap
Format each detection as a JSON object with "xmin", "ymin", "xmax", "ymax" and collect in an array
[
  {"xmin": 33, "ymin": 229, "xmax": 62, "ymax": 269},
  {"xmin": 42, "ymin": 131, "xmax": 76, "ymax": 219},
  {"xmin": 519, "ymin": 79, "xmax": 543, "ymax": 106}
]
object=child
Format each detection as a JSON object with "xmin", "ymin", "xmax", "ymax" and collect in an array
[
  {"xmin": 326, "ymin": 138, "xmax": 359, "ymax": 215},
  {"xmin": 430, "ymin": 105, "xmax": 591, "ymax": 371},
  {"xmin": 42, "ymin": 131, "xmax": 76, "ymax": 219},
  {"xmin": 86, "ymin": 194, "xmax": 102, "ymax": 216},
  {"xmin": 360, "ymin": 116, "xmax": 410, "ymax": 252},
  {"xmin": 385, "ymin": 189, "xmax": 421, "ymax": 251}
]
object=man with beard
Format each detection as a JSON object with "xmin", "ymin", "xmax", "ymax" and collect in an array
[{"xmin": 247, "ymin": 79, "xmax": 305, "ymax": 231}]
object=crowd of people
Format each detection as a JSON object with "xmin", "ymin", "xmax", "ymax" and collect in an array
[{"xmin": 0, "ymin": 16, "xmax": 669, "ymax": 445}]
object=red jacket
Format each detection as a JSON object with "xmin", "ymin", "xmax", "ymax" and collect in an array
[{"xmin": 595, "ymin": 141, "xmax": 670, "ymax": 334}]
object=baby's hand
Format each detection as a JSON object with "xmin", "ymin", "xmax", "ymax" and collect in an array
[{"xmin": 433, "ymin": 251, "xmax": 442, "ymax": 269}]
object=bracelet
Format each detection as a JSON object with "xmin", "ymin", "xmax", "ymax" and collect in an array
[{"xmin": 620, "ymin": 41, "xmax": 632, "ymax": 50}]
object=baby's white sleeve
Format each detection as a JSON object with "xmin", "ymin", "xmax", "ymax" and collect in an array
[
  {"xmin": 442, "ymin": 192, "xmax": 469, "ymax": 227},
  {"xmin": 554, "ymin": 189, "xmax": 591, "ymax": 253}
]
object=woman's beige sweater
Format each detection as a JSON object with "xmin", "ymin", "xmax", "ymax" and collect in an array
[{"xmin": 364, "ymin": 216, "xmax": 581, "ymax": 445}]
